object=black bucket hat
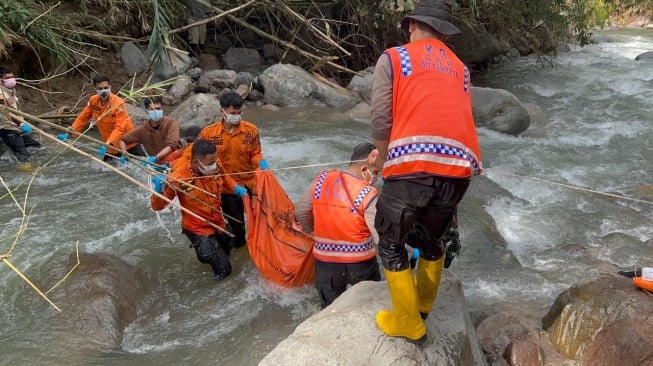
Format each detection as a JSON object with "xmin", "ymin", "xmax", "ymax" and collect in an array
[
  {"xmin": 183, "ymin": 125, "xmax": 202, "ymax": 141},
  {"xmin": 401, "ymin": 0, "xmax": 460, "ymax": 35}
]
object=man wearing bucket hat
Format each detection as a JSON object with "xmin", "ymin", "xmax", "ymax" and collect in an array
[{"xmin": 370, "ymin": 0, "xmax": 482, "ymax": 344}]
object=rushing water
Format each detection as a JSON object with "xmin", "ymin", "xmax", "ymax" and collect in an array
[{"xmin": 1, "ymin": 28, "xmax": 652, "ymax": 365}]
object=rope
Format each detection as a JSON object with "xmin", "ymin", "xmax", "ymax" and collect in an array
[{"xmin": 486, "ymin": 168, "xmax": 653, "ymax": 206}]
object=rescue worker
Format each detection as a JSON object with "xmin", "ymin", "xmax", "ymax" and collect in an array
[
  {"xmin": 150, "ymin": 139, "xmax": 248, "ymax": 281},
  {"xmin": 370, "ymin": 0, "xmax": 482, "ymax": 344},
  {"xmin": 62, "ymin": 74, "xmax": 142, "ymax": 161},
  {"xmin": 0, "ymin": 65, "xmax": 40, "ymax": 169},
  {"xmin": 161, "ymin": 125, "xmax": 201, "ymax": 165},
  {"xmin": 193, "ymin": 91, "xmax": 269, "ymax": 249},
  {"xmin": 295, "ymin": 142, "xmax": 382, "ymax": 308},
  {"xmin": 119, "ymin": 97, "xmax": 180, "ymax": 163}
]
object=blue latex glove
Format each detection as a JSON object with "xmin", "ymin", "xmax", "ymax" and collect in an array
[
  {"xmin": 56, "ymin": 133, "xmax": 70, "ymax": 141},
  {"xmin": 411, "ymin": 248, "xmax": 420, "ymax": 260},
  {"xmin": 234, "ymin": 185, "xmax": 247, "ymax": 197},
  {"xmin": 97, "ymin": 145, "xmax": 108, "ymax": 157},
  {"xmin": 20, "ymin": 124, "xmax": 32, "ymax": 134},
  {"xmin": 152, "ymin": 175, "xmax": 166, "ymax": 193},
  {"xmin": 119, "ymin": 155, "xmax": 127, "ymax": 164},
  {"xmin": 258, "ymin": 159, "xmax": 269, "ymax": 170},
  {"xmin": 148, "ymin": 156, "xmax": 157, "ymax": 164}
]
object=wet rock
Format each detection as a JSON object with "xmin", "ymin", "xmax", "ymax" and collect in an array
[
  {"xmin": 504, "ymin": 339, "xmax": 543, "ymax": 366},
  {"xmin": 169, "ymin": 93, "xmax": 221, "ymax": 129},
  {"xmin": 152, "ymin": 51, "xmax": 192, "ymax": 83},
  {"xmin": 542, "ymin": 273, "xmax": 653, "ymax": 360},
  {"xmin": 580, "ymin": 318, "xmax": 653, "ymax": 366},
  {"xmin": 346, "ymin": 67, "xmax": 374, "ymax": 102},
  {"xmin": 259, "ymin": 63, "xmax": 359, "ymax": 109},
  {"xmin": 126, "ymin": 104, "xmax": 149, "ymax": 126},
  {"xmin": 477, "ymin": 311, "xmax": 546, "ymax": 360},
  {"xmin": 198, "ymin": 53, "xmax": 220, "ymax": 71},
  {"xmin": 50, "ymin": 252, "xmax": 148, "ymax": 348},
  {"xmin": 449, "ymin": 22, "xmax": 504, "ymax": 65},
  {"xmin": 345, "ymin": 102, "xmax": 371, "ymax": 122},
  {"xmin": 259, "ymin": 271, "xmax": 485, "ymax": 365},
  {"xmin": 635, "ymin": 51, "xmax": 653, "ymax": 61},
  {"xmin": 472, "ymin": 87, "xmax": 530, "ymax": 135}
]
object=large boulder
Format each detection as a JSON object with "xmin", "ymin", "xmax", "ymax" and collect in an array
[
  {"xmin": 152, "ymin": 51, "xmax": 193, "ymax": 83},
  {"xmin": 346, "ymin": 67, "xmax": 374, "ymax": 102},
  {"xmin": 121, "ymin": 42, "xmax": 149, "ymax": 76},
  {"xmin": 542, "ymin": 273, "xmax": 653, "ymax": 361},
  {"xmin": 634, "ymin": 51, "xmax": 653, "ymax": 61},
  {"xmin": 168, "ymin": 75, "xmax": 193, "ymax": 101},
  {"xmin": 580, "ymin": 318, "xmax": 653, "ymax": 366},
  {"xmin": 223, "ymin": 47, "xmax": 261, "ymax": 74},
  {"xmin": 472, "ymin": 87, "xmax": 530, "ymax": 135},
  {"xmin": 259, "ymin": 64, "xmax": 360, "ymax": 109},
  {"xmin": 197, "ymin": 69, "xmax": 238, "ymax": 93},
  {"xmin": 259, "ymin": 271, "xmax": 486, "ymax": 366},
  {"xmin": 449, "ymin": 21, "xmax": 504, "ymax": 65},
  {"xmin": 49, "ymin": 252, "xmax": 148, "ymax": 348},
  {"xmin": 169, "ymin": 93, "xmax": 221, "ymax": 129}
]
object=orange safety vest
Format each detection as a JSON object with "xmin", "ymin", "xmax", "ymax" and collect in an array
[
  {"xmin": 311, "ymin": 170, "xmax": 377, "ymax": 263},
  {"xmin": 383, "ymin": 38, "xmax": 481, "ymax": 180}
]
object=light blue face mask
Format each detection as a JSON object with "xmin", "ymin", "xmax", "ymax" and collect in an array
[{"xmin": 148, "ymin": 109, "xmax": 164, "ymax": 121}]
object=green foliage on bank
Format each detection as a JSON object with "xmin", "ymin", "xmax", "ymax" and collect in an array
[{"xmin": 0, "ymin": 0, "xmax": 649, "ymax": 77}]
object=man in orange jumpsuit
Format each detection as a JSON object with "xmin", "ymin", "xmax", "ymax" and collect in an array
[
  {"xmin": 68, "ymin": 74, "xmax": 142, "ymax": 161},
  {"xmin": 195, "ymin": 91, "xmax": 269, "ymax": 249},
  {"xmin": 370, "ymin": 0, "xmax": 482, "ymax": 344},
  {"xmin": 151, "ymin": 139, "xmax": 248, "ymax": 281}
]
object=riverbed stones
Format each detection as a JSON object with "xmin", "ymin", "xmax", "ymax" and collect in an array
[
  {"xmin": 168, "ymin": 75, "xmax": 193, "ymax": 101},
  {"xmin": 258, "ymin": 271, "xmax": 485, "ymax": 366},
  {"xmin": 346, "ymin": 67, "xmax": 374, "ymax": 102},
  {"xmin": 121, "ymin": 42, "xmax": 149, "ymax": 77},
  {"xmin": 259, "ymin": 63, "xmax": 359, "ymax": 109},
  {"xmin": 471, "ymin": 86, "xmax": 531, "ymax": 135},
  {"xmin": 580, "ymin": 318, "xmax": 653, "ymax": 365},
  {"xmin": 198, "ymin": 69, "xmax": 238, "ymax": 92},
  {"xmin": 223, "ymin": 47, "xmax": 261, "ymax": 73},
  {"xmin": 635, "ymin": 51, "xmax": 653, "ymax": 61}
]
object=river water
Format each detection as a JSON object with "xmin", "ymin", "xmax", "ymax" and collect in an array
[{"xmin": 1, "ymin": 28, "xmax": 651, "ymax": 365}]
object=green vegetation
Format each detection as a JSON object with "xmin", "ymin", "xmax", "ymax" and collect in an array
[{"xmin": 0, "ymin": 0, "xmax": 649, "ymax": 78}]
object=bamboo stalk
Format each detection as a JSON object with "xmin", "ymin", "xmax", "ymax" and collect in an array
[
  {"xmin": 168, "ymin": 0, "xmax": 258, "ymax": 35},
  {"xmin": 1, "ymin": 257, "xmax": 62, "ymax": 312},
  {"xmin": 26, "ymin": 122, "xmax": 235, "ymax": 237}
]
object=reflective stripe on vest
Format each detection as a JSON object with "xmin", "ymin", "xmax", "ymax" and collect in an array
[{"xmin": 311, "ymin": 170, "xmax": 377, "ymax": 263}]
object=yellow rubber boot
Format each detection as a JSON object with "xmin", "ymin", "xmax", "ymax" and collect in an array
[
  {"xmin": 376, "ymin": 268, "xmax": 427, "ymax": 344},
  {"xmin": 416, "ymin": 256, "xmax": 445, "ymax": 320}
]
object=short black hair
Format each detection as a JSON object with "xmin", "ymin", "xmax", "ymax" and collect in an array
[
  {"xmin": 349, "ymin": 142, "xmax": 376, "ymax": 163},
  {"xmin": 143, "ymin": 96, "xmax": 163, "ymax": 109},
  {"xmin": 219, "ymin": 91, "xmax": 244, "ymax": 109},
  {"xmin": 0, "ymin": 65, "xmax": 13, "ymax": 77},
  {"xmin": 92, "ymin": 74, "xmax": 110, "ymax": 86},
  {"xmin": 191, "ymin": 139, "xmax": 217, "ymax": 159}
]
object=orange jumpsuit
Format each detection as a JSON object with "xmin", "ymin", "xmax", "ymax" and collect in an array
[
  {"xmin": 72, "ymin": 93, "xmax": 137, "ymax": 152},
  {"xmin": 151, "ymin": 159, "xmax": 238, "ymax": 235}
]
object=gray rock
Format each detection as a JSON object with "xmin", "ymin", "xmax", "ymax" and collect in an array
[
  {"xmin": 235, "ymin": 72, "xmax": 254, "ymax": 86},
  {"xmin": 259, "ymin": 271, "xmax": 486, "ymax": 366},
  {"xmin": 259, "ymin": 63, "xmax": 360, "ymax": 109},
  {"xmin": 472, "ymin": 87, "xmax": 530, "ymax": 135},
  {"xmin": 635, "ymin": 51, "xmax": 653, "ymax": 61},
  {"xmin": 346, "ymin": 67, "xmax": 374, "ymax": 102},
  {"xmin": 262, "ymin": 43, "xmax": 277, "ymax": 60},
  {"xmin": 580, "ymin": 318, "xmax": 653, "ymax": 366},
  {"xmin": 126, "ymin": 103, "xmax": 149, "ymax": 126},
  {"xmin": 168, "ymin": 75, "xmax": 193, "ymax": 101},
  {"xmin": 169, "ymin": 93, "xmax": 221, "ymax": 130},
  {"xmin": 449, "ymin": 22, "xmax": 504, "ymax": 65},
  {"xmin": 223, "ymin": 47, "xmax": 261, "ymax": 74},
  {"xmin": 152, "ymin": 51, "xmax": 193, "ymax": 83},
  {"xmin": 121, "ymin": 42, "xmax": 149, "ymax": 76},
  {"xmin": 345, "ymin": 102, "xmax": 372, "ymax": 122},
  {"xmin": 477, "ymin": 311, "xmax": 546, "ymax": 360},
  {"xmin": 198, "ymin": 69, "xmax": 238, "ymax": 92}
]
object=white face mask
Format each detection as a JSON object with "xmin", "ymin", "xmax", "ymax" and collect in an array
[
  {"xmin": 222, "ymin": 109, "xmax": 242, "ymax": 125},
  {"xmin": 196, "ymin": 160, "xmax": 218, "ymax": 175},
  {"xmin": 97, "ymin": 88, "xmax": 111, "ymax": 99}
]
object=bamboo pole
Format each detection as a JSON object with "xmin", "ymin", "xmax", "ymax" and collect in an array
[
  {"xmin": 167, "ymin": 0, "xmax": 257, "ymax": 35},
  {"xmin": 25, "ymin": 121, "xmax": 235, "ymax": 237}
]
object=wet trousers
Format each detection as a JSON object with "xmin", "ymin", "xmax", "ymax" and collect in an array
[
  {"xmin": 221, "ymin": 193, "xmax": 246, "ymax": 248},
  {"xmin": 182, "ymin": 229, "xmax": 232, "ymax": 280},
  {"xmin": 0, "ymin": 129, "xmax": 29, "ymax": 161},
  {"xmin": 314, "ymin": 257, "xmax": 381, "ymax": 309},
  {"xmin": 375, "ymin": 176, "xmax": 470, "ymax": 271}
]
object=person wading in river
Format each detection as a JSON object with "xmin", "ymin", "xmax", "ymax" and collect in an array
[
  {"xmin": 295, "ymin": 142, "xmax": 382, "ymax": 308},
  {"xmin": 150, "ymin": 139, "xmax": 248, "ymax": 281},
  {"xmin": 370, "ymin": 0, "xmax": 482, "ymax": 344}
]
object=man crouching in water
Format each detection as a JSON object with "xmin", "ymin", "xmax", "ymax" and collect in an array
[{"xmin": 150, "ymin": 139, "xmax": 248, "ymax": 281}]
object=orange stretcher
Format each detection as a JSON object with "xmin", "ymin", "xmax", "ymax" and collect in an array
[{"xmin": 244, "ymin": 171, "xmax": 315, "ymax": 287}]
